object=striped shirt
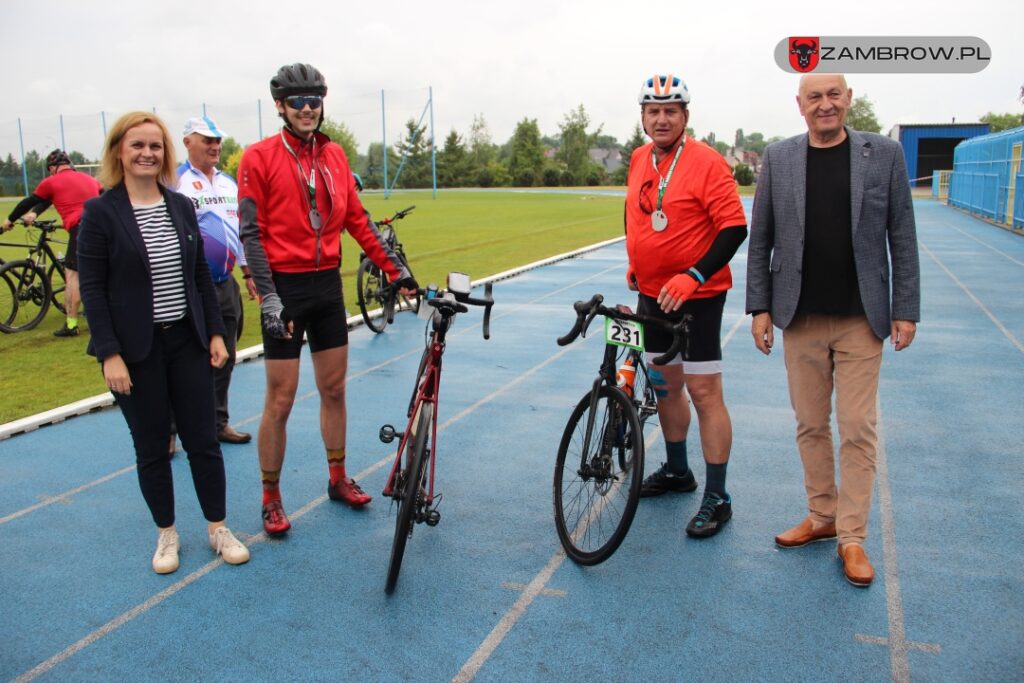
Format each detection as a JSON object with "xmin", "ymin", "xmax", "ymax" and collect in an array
[{"xmin": 133, "ymin": 200, "xmax": 187, "ymax": 323}]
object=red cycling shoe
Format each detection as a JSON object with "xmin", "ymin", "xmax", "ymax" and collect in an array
[
  {"xmin": 327, "ymin": 477, "xmax": 372, "ymax": 507},
  {"xmin": 262, "ymin": 500, "xmax": 291, "ymax": 536}
]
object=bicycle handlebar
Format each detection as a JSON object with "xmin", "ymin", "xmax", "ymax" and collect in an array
[
  {"xmin": 378, "ymin": 205, "xmax": 416, "ymax": 225},
  {"xmin": 14, "ymin": 219, "xmax": 61, "ymax": 233},
  {"xmin": 557, "ymin": 294, "xmax": 690, "ymax": 366},
  {"xmin": 415, "ymin": 281, "xmax": 494, "ymax": 340}
]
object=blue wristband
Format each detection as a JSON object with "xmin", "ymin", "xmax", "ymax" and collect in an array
[{"xmin": 686, "ymin": 267, "xmax": 705, "ymax": 284}]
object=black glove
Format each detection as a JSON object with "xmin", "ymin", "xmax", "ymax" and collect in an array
[
  {"xmin": 395, "ymin": 276, "xmax": 419, "ymax": 292},
  {"xmin": 259, "ymin": 293, "xmax": 291, "ymax": 340}
]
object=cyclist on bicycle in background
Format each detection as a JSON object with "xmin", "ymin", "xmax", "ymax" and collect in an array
[
  {"xmin": 625, "ymin": 74, "xmax": 747, "ymax": 538},
  {"xmin": 238, "ymin": 62, "xmax": 417, "ymax": 536},
  {"xmin": 3, "ymin": 149, "xmax": 102, "ymax": 337}
]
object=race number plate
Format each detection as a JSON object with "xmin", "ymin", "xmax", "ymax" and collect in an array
[{"xmin": 605, "ymin": 317, "xmax": 644, "ymax": 350}]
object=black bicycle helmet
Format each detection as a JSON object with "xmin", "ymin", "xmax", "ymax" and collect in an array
[
  {"xmin": 46, "ymin": 149, "xmax": 71, "ymax": 168},
  {"xmin": 270, "ymin": 63, "xmax": 328, "ymax": 100}
]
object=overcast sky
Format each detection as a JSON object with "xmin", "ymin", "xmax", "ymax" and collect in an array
[{"xmin": 2, "ymin": 0, "xmax": 1021, "ymax": 162}]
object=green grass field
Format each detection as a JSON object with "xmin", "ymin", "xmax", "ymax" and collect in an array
[{"xmin": 0, "ymin": 190, "xmax": 629, "ymax": 423}]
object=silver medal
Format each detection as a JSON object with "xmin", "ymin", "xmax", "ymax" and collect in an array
[
  {"xmin": 309, "ymin": 209, "xmax": 322, "ymax": 230},
  {"xmin": 651, "ymin": 210, "xmax": 668, "ymax": 232}
]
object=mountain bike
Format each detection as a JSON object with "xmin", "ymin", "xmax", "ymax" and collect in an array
[
  {"xmin": 356, "ymin": 205, "xmax": 419, "ymax": 333},
  {"xmin": 378, "ymin": 272, "xmax": 494, "ymax": 594},
  {"xmin": 0, "ymin": 219, "xmax": 68, "ymax": 333},
  {"xmin": 553, "ymin": 294, "xmax": 690, "ymax": 565}
]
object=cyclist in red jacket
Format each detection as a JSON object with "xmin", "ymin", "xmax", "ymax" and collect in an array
[
  {"xmin": 3, "ymin": 150, "xmax": 102, "ymax": 337},
  {"xmin": 238, "ymin": 63, "xmax": 416, "ymax": 536}
]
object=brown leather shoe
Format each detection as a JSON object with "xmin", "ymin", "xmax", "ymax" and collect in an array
[
  {"xmin": 775, "ymin": 517, "xmax": 837, "ymax": 548},
  {"xmin": 218, "ymin": 426, "xmax": 252, "ymax": 444},
  {"xmin": 838, "ymin": 543, "xmax": 874, "ymax": 587}
]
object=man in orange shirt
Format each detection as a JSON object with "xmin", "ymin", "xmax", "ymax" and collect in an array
[{"xmin": 625, "ymin": 75, "xmax": 748, "ymax": 538}]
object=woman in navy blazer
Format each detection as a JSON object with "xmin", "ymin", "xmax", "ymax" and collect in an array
[{"xmin": 78, "ymin": 111, "xmax": 249, "ymax": 574}]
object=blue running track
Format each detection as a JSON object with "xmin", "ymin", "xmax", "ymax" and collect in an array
[{"xmin": 1, "ymin": 199, "xmax": 1022, "ymax": 682}]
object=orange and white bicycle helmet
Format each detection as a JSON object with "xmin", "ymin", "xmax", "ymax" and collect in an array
[{"xmin": 638, "ymin": 75, "xmax": 690, "ymax": 105}]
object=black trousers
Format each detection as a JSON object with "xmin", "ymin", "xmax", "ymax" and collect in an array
[
  {"xmin": 212, "ymin": 276, "xmax": 242, "ymax": 431},
  {"xmin": 113, "ymin": 318, "xmax": 226, "ymax": 528}
]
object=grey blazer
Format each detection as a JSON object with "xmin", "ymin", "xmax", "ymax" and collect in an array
[{"xmin": 745, "ymin": 127, "xmax": 920, "ymax": 340}]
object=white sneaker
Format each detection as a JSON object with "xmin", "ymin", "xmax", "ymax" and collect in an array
[
  {"xmin": 152, "ymin": 528, "xmax": 180, "ymax": 574},
  {"xmin": 209, "ymin": 526, "xmax": 250, "ymax": 565}
]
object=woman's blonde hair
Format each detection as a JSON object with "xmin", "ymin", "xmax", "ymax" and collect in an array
[{"xmin": 98, "ymin": 111, "xmax": 177, "ymax": 188}]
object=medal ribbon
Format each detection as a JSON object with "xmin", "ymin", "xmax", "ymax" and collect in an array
[
  {"xmin": 280, "ymin": 131, "xmax": 319, "ymax": 230},
  {"xmin": 650, "ymin": 137, "xmax": 684, "ymax": 213}
]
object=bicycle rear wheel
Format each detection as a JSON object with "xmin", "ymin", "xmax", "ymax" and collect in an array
[
  {"xmin": 386, "ymin": 402, "xmax": 433, "ymax": 594},
  {"xmin": 0, "ymin": 260, "xmax": 51, "ymax": 333},
  {"xmin": 553, "ymin": 385, "xmax": 644, "ymax": 565},
  {"xmin": 47, "ymin": 261, "xmax": 66, "ymax": 315},
  {"xmin": 357, "ymin": 259, "xmax": 390, "ymax": 334}
]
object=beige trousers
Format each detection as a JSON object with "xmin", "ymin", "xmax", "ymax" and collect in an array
[{"xmin": 782, "ymin": 314, "xmax": 883, "ymax": 546}]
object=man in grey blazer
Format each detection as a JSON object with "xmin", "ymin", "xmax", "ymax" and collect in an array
[{"xmin": 745, "ymin": 74, "xmax": 920, "ymax": 587}]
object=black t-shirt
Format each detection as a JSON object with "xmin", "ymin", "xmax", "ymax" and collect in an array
[{"xmin": 797, "ymin": 137, "xmax": 864, "ymax": 317}]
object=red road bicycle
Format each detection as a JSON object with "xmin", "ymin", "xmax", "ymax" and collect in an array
[{"xmin": 378, "ymin": 272, "xmax": 494, "ymax": 594}]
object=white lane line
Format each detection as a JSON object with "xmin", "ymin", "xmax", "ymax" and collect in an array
[
  {"xmin": 944, "ymin": 222, "xmax": 1024, "ymax": 267},
  {"xmin": 921, "ymin": 241, "xmax": 1024, "ymax": 354},
  {"xmin": 855, "ymin": 409, "xmax": 941, "ymax": 681},
  {"xmin": 0, "ymin": 465, "xmax": 136, "ymax": 526},
  {"xmin": 453, "ymin": 379, "xmax": 697, "ymax": 682},
  {"xmin": 10, "ymin": 278, "xmax": 600, "ymax": 682}
]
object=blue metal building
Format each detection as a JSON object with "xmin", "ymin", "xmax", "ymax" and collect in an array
[
  {"xmin": 889, "ymin": 123, "xmax": 989, "ymax": 187},
  {"xmin": 947, "ymin": 125, "xmax": 1024, "ymax": 229}
]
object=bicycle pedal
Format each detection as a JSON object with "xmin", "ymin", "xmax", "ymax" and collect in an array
[
  {"xmin": 379, "ymin": 424, "xmax": 402, "ymax": 444},
  {"xmin": 425, "ymin": 510, "xmax": 441, "ymax": 526}
]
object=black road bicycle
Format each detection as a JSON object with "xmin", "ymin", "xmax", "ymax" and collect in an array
[
  {"xmin": 553, "ymin": 294, "xmax": 690, "ymax": 565},
  {"xmin": 0, "ymin": 220, "xmax": 68, "ymax": 333},
  {"xmin": 356, "ymin": 205, "xmax": 419, "ymax": 333}
]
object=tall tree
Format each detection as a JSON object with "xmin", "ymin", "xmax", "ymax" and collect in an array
[
  {"xmin": 437, "ymin": 129, "xmax": 471, "ymax": 188},
  {"xmin": 611, "ymin": 123, "xmax": 648, "ymax": 185},
  {"xmin": 319, "ymin": 118, "xmax": 360, "ymax": 167},
  {"xmin": 507, "ymin": 118, "xmax": 544, "ymax": 187},
  {"xmin": 363, "ymin": 142, "xmax": 399, "ymax": 190},
  {"xmin": 556, "ymin": 104, "xmax": 602, "ymax": 185},
  {"xmin": 979, "ymin": 111, "xmax": 1023, "ymax": 132},
  {"xmin": 468, "ymin": 114, "xmax": 497, "ymax": 170},
  {"xmin": 735, "ymin": 128, "xmax": 745, "ymax": 148},
  {"xmin": 393, "ymin": 118, "xmax": 432, "ymax": 188},
  {"xmin": 846, "ymin": 95, "xmax": 882, "ymax": 133}
]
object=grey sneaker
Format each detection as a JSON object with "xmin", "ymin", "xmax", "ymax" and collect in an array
[
  {"xmin": 152, "ymin": 527, "xmax": 180, "ymax": 574},
  {"xmin": 209, "ymin": 526, "xmax": 250, "ymax": 565},
  {"xmin": 640, "ymin": 464, "xmax": 698, "ymax": 497}
]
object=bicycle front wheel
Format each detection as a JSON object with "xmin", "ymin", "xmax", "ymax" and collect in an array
[
  {"xmin": 357, "ymin": 259, "xmax": 389, "ymax": 334},
  {"xmin": 553, "ymin": 385, "xmax": 644, "ymax": 565},
  {"xmin": 386, "ymin": 402, "xmax": 433, "ymax": 594},
  {"xmin": 47, "ymin": 261, "xmax": 66, "ymax": 315},
  {"xmin": 0, "ymin": 260, "xmax": 51, "ymax": 333}
]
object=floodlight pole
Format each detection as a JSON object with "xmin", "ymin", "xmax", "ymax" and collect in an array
[
  {"xmin": 59, "ymin": 114, "xmax": 66, "ymax": 151},
  {"xmin": 257, "ymin": 100, "xmax": 263, "ymax": 139},
  {"xmin": 430, "ymin": 86, "xmax": 437, "ymax": 199},
  {"xmin": 17, "ymin": 118, "xmax": 28, "ymax": 194},
  {"xmin": 382, "ymin": 89, "xmax": 389, "ymax": 198},
  {"xmin": 101, "ymin": 111, "xmax": 107, "ymax": 138}
]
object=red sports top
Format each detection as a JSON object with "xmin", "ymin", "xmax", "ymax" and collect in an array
[
  {"xmin": 237, "ymin": 128, "xmax": 401, "ymax": 278},
  {"xmin": 624, "ymin": 138, "xmax": 746, "ymax": 299},
  {"xmin": 34, "ymin": 168, "xmax": 102, "ymax": 231}
]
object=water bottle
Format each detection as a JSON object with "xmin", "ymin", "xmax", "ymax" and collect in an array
[
  {"xmin": 616, "ymin": 355, "xmax": 636, "ymax": 397},
  {"xmin": 417, "ymin": 284, "xmax": 438, "ymax": 320}
]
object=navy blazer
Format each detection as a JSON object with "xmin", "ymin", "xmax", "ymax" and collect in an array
[
  {"xmin": 77, "ymin": 184, "xmax": 226, "ymax": 363},
  {"xmin": 745, "ymin": 127, "xmax": 921, "ymax": 340}
]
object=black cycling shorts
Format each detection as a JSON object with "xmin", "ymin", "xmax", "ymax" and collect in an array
[
  {"xmin": 65, "ymin": 226, "xmax": 79, "ymax": 271},
  {"xmin": 263, "ymin": 270, "xmax": 348, "ymax": 360},
  {"xmin": 636, "ymin": 291, "xmax": 726, "ymax": 373}
]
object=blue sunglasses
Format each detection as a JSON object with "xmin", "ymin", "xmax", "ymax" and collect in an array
[{"xmin": 285, "ymin": 95, "xmax": 323, "ymax": 110}]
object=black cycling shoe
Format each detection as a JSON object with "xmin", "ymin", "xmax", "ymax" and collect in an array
[
  {"xmin": 53, "ymin": 324, "xmax": 80, "ymax": 337},
  {"xmin": 640, "ymin": 464, "xmax": 698, "ymax": 498},
  {"xmin": 685, "ymin": 492, "xmax": 732, "ymax": 538}
]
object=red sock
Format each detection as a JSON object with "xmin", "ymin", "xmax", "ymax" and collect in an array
[
  {"xmin": 261, "ymin": 470, "xmax": 281, "ymax": 506},
  {"xmin": 327, "ymin": 447, "xmax": 346, "ymax": 485}
]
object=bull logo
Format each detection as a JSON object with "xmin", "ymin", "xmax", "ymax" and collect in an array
[{"xmin": 789, "ymin": 37, "xmax": 819, "ymax": 72}]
